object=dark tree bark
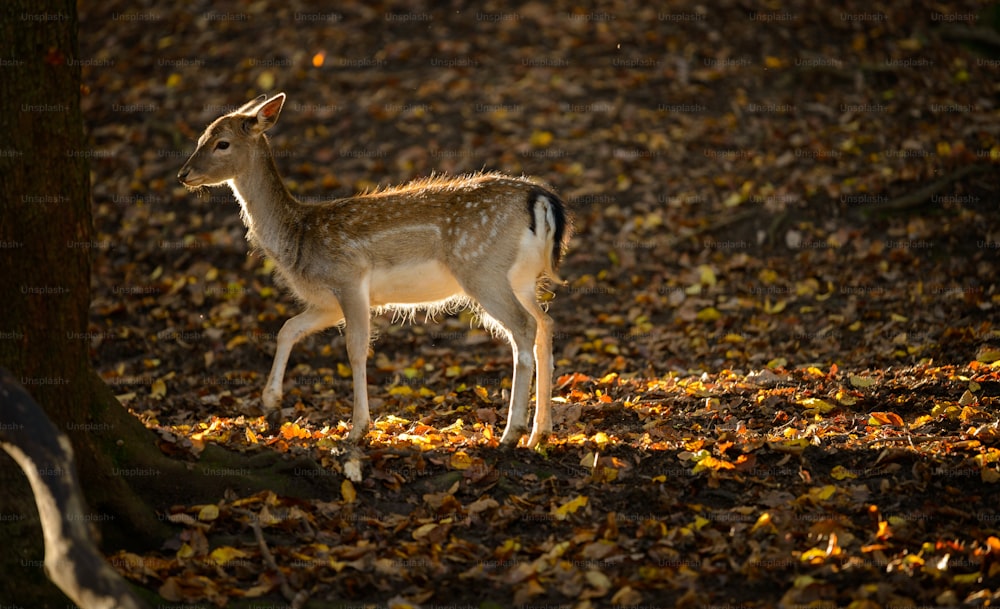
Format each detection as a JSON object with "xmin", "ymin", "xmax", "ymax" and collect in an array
[
  {"xmin": 0, "ymin": 1, "xmax": 167, "ymax": 605},
  {"xmin": 0, "ymin": 2, "xmax": 335, "ymax": 606}
]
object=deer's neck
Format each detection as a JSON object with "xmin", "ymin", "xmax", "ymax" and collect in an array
[{"xmin": 227, "ymin": 137, "xmax": 301, "ymax": 262}]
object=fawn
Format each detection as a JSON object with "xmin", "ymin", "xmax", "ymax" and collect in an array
[{"xmin": 177, "ymin": 93, "xmax": 569, "ymax": 447}]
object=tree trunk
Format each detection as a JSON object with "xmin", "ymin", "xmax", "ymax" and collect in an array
[
  {"xmin": 0, "ymin": 2, "xmax": 336, "ymax": 606},
  {"xmin": 0, "ymin": 1, "xmax": 110, "ymax": 605}
]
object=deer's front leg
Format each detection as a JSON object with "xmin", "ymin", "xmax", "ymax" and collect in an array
[{"xmin": 262, "ymin": 306, "xmax": 344, "ymax": 410}]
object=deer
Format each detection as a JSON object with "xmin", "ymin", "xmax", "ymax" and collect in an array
[{"xmin": 177, "ymin": 93, "xmax": 569, "ymax": 448}]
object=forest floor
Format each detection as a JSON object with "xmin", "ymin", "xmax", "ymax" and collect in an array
[{"xmin": 78, "ymin": 0, "xmax": 1000, "ymax": 607}]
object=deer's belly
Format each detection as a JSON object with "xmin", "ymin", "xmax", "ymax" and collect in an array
[{"xmin": 369, "ymin": 260, "xmax": 465, "ymax": 306}]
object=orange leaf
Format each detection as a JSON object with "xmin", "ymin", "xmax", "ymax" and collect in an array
[
  {"xmin": 869, "ymin": 412, "xmax": 904, "ymax": 427},
  {"xmin": 876, "ymin": 520, "xmax": 892, "ymax": 541}
]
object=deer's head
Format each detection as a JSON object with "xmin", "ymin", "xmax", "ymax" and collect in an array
[{"xmin": 177, "ymin": 93, "xmax": 285, "ymax": 188}]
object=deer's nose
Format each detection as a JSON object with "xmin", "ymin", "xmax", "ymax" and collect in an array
[{"xmin": 177, "ymin": 167, "xmax": 190, "ymax": 181}]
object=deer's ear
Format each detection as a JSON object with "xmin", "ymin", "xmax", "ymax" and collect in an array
[
  {"xmin": 243, "ymin": 94, "xmax": 285, "ymax": 135},
  {"xmin": 256, "ymin": 94, "xmax": 285, "ymax": 128}
]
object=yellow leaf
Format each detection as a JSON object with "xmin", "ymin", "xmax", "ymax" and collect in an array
[
  {"xmin": 768, "ymin": 439, "xmax": 808, "ymax": 454},
  {"xmin": 197, "ymin": 504, "xmax": 219, "ymax": 522},
  {"xmin": 412, "ymin": 523, "xmax": 438, "ymax": 540},
  {"xmin": 592, "ymin": 431, "xmax": 610, "ymax": 448},
  {"xmin": 209, "ymin": 546, "xmax": 249, "ymax": 566},
  {"xmin": 166, "ymin": 73, "xmax": 182, "ymax": 88},
  {"xmin": 693, "ymin": 455, "xmax": 735, "ymax": 473},
  {"xmin": 764, "ymin": 55, "xmax": 784, "ymax": 69},
  {"xmin": 341, "ymin": 479, "xmax": 356, "ymax": 503},
  {"xmin": 389, "ymin": 385, "xmax": 414, "ymax": 396},
  {"xmin": 440, "ymin": 418, "xmax": 463, "ymax": 433},
  {"xmin": 225, "ymin": 335, "xmax": 248, "ymax": 350},
  {"xmin": 598, "ymin": 372, "xmax": 618, "ymax": 385},
  {"xmin": 474, "ymin": 385, "xmax": 489, "ymax": 400},
  {"xmin": 450, "ymin": 451, "xmax": 473, "ymax": 470},
  {"xmin": 723, "ymin": 191, "xmax": 743, "ymax": 207},
  {"xmin": 692, "ymin": 515, "xmax": 711, "ymax": 530},
  {"xmin": 698, "ymin": 265, "xmax": 717, "ymax": 287},
  {"xmin": 176, "ymin": 543, "xmax": 194, "ymax": 559},
  {"xmin": 445, "ymin": 365, "xmax": 463, "ymax": 377},
  {"xmin": 800, "ymin": 546, "xmax": 828, "ymax": 563},
  {"xmin": 811, "ymin": 485, "xmax": 837, "ymax": 501},
  {"xmin": 953, "ymin": 572, "xmax": 980, "ymax": 585},
  {"xmin": 759, "ymin": 269, "xmax": 778, "ymax": 284},
  {"xmin": 552, "ymin": 495, "xmax": 588, "ymax": 520},
  {"xmin": 766, "ymin": 357, "xmax": 787, "ymax": 369},
  {"xmin": 751, "ymin": 512, "xmax": 773, "ymax": 533},
  {"xmin": 764, "ymin": 298, "xmax": 787, "ymax": 314},
  {"xmin": 150, "ymin": 378, "xmax": 167, "ymax": 400},
  {"xmin": 337, "ymin": 362, "xmax": 352, "ymax": 378},
  {"xmin": 696, "ymin": 307, "xmax": 722, "ymax": 322},
  {"xmin": 830, "ymin": 465, "xmax": 857, "ymax": 480},
  {"xmin": 797, "ymin": 397, "xmax": 835, "ymax": 414},
  {"xmin": 530, "ymin": 130, "xmax": 553, "ymax": 148}
]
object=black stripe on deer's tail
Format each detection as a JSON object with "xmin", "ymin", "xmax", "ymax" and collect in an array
[{"xmin": 527, "ymin": 185, "xmax": 569, "ymax": 282}]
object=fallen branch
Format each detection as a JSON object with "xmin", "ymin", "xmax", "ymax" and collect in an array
[
  {"xmin": 235, "ymin": 507, "xmax": 311, "ymax": 608},
  {"xmin": 0, "ymin": 368, "xmax": 150, "ymax": 609},
  {"xmin": 862, "ymin": 163, "xmax": 992, "ymax": 217}
]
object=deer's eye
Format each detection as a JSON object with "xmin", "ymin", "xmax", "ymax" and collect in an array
[{"xmin": 215, "ymin": 141, "xmax": 230, "ymax": 151}]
